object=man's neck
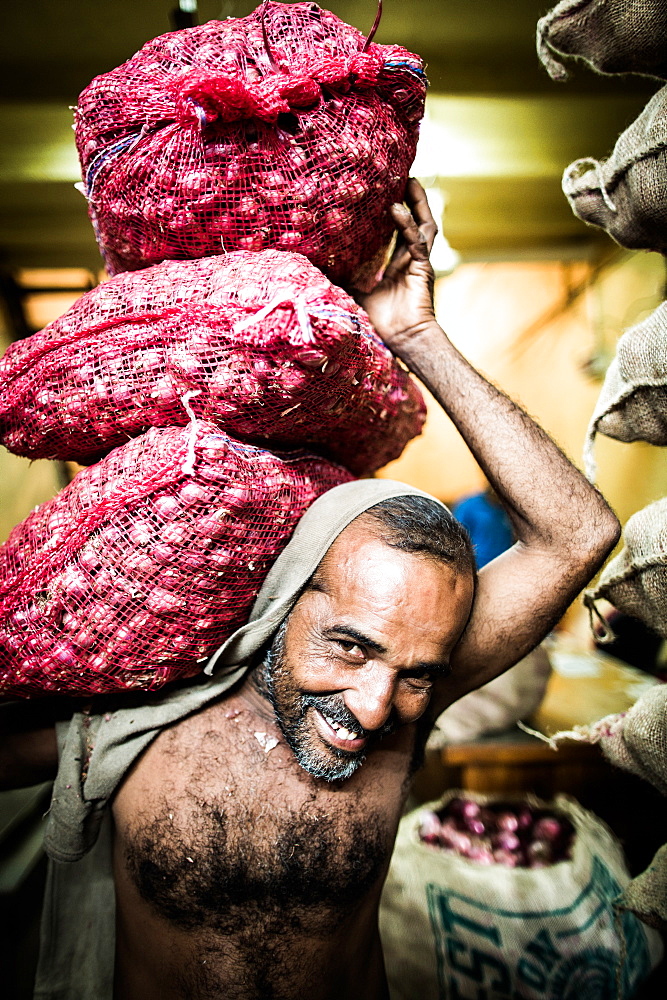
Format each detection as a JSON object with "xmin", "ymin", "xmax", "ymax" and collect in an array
[{"xmin": 237, "ymin": 666, "xmax": 276, "ymax": 725}]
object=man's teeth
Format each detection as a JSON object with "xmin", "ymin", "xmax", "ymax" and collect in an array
[{"xmin": 322, "ymin": 713, "xmax": 360, "ymax": 741}]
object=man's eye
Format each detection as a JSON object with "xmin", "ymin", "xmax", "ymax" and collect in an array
[
  {"xmin": 403, "ymin": 671, "xmax": 434, "ymax": 688},
  {"xmin": 336, "ymin": 640, "xmax": 364, "ymax": 657}
]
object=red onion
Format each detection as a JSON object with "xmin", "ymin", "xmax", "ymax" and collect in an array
[{"xmin": 418, "ymin": 796, "xmax": 575, "ymax": 869}]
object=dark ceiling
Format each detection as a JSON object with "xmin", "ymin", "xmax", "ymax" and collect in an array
[{"xmin": 0, "ymin": 0, "xmax": 658, "ymax": 271}]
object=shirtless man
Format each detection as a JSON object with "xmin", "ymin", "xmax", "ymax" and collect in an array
[{"xmin": 1, "ymin": 182, "xmax": 619, "ymax": 999}]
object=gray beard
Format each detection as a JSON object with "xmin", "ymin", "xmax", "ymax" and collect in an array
[{"xmin": 255, "ymin": 621, "xmax": 393, "ymax": 782}]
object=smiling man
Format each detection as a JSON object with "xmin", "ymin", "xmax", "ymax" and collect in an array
[
  {"xmin": 2, "ymin": 182, "xmax": 619, "ymax": 1000},
  {"xmin": 255, "ymin": 501, "xmax": 475, "ymax": 781}
]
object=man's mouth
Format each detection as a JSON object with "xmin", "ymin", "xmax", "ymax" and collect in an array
[{"xmin": 313, "ymin": 707, "xmax": 368, "ymax": 752}]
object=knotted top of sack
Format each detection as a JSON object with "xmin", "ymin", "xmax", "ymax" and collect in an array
[
  {"xmin": 75, "ymin": 2, "xmax": 426, "ymax": 148},
  {"xmin": 173, "ymin": 51, "xmax": 383, "ymax": 125},
  {"xmin": 537, "ymin": 0, "xmax": 667, "ymax": 83}
]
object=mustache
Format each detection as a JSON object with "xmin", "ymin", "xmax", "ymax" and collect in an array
[{"xmin": 302, "ymin": 693, "xmax": 396, "ymax": 739}]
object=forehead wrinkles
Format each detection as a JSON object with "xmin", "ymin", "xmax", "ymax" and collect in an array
[
  {"xmin": 296, "ymin": 524, "xmax": 474, "ymax": 658},
  {"xmin": 307, "ymin": 518, "xmax": 403, "ymax": 594},
  {"xmin": 309, "ymin": 525, "xmax": 445, "ymax": 607}
]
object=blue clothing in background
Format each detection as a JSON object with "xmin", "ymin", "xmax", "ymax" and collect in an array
[{"xmin": 452, "ymin": 491, "xmax": 514, "ymax": 569}]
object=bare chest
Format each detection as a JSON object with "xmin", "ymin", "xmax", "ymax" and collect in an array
[{"xmin": 112, "ymin": 695, "xmax": 417, "ymax": 938}]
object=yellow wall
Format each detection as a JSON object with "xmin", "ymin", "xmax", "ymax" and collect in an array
[
  {"xmin": 379, "ymin": 250, "xmax": 667, "ymax": 531},
  {"xmin": 0, "ymin": 305, "xmax": 65, "ymax": 544}
]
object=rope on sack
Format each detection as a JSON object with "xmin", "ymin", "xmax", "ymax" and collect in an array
[
  {"xmin": 362, "ymin": 0, "xmax": 383, "ymax": 52},
  {"xmin": 583, "ymin": 590, "xmax": 617, "ymax": 644},
  {"xmin": 180, "ymin": 389, "xmax": 202, "ymax": 475},
  {"xmin": 233, "ymin": 293, "xmax": 315, "ymax": 343},
  {"xmin": 563, "ymin": 157, "xmax": 618, "ymax": 213}
]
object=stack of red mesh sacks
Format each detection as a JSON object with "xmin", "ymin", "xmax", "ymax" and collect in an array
[{"xmin": 0, "ymin": 2, "xmax": 427, "ymax": 697}]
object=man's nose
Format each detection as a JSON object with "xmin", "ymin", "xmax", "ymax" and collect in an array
[{"xmin": 345, "ymin": 668, "xmax": 396, "ymax": 733}]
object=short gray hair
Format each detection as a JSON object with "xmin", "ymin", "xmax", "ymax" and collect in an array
[{"xmin": 363, "ymin": 495, "xmax": 475, "ymax": 578}]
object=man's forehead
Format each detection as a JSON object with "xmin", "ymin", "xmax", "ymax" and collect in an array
[
  {"xmin": 312, "ymin": 515, "xmax": 393, "ymax": 577},
  {"xmin": 311, "ymin": 515, "xmax": 465, "ymax": 590}
]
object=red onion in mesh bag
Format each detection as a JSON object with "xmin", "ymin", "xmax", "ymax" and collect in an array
[
  {"xmin": 0, "ymin": 422, "xmax": 351, "ymax": 697},
  {"xmin": 74, "ymin": 2, "xmax": 426, "ymax": 283},
  {"xmin": 0, "ymin": 251, "xmax": 425, "ymax": 473}
]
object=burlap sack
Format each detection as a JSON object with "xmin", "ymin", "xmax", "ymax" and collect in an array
[
  {"xmin": 537, "ymin": 0, "xmax": 667, "ymax": 82},
  {"xmin": 562, "ymin": 86, "xmax": 667, "ymax": 252},
  {"xmin": 584, "ymin": 497, "xmax": 667, "ymax": 638},
  {"xmin": 596, "ymin": 685, "xmax": 667, "ymax": 795},
  {"xmin": 428, "ymin": 645, "xmax": 552, "ymax": 747},
  {"xmin": 584, "ymin": 301, "xmax": 667, "ymax": 481},
  {"xmin": 531, "ymin": 686, "xmax": 667, "ymax": 929},
  {"xmin": 379, "ymin": 790, "xmax": 663, "ymax": 1000}
]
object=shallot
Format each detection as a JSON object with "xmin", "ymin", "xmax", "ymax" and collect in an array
[{"xmin": 418, "ymin": 797, "xmax": 575, "ymax": 869}]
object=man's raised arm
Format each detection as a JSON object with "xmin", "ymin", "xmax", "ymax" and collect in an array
[{"xmin": 355, "ymin": 179, "xmax": 620, "ymax": 705}]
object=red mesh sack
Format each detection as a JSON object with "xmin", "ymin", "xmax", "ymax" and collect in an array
[
  {"xmin": 0, "ymin": 250, "xmax": 425, "ymax": 474},
  {"xmin": 0, "ymin": 422, "xmax": 351, "ymax": 697},
  {"xmin": 74, "ymin": 2, "xmax": 426, "ymax": 284}
]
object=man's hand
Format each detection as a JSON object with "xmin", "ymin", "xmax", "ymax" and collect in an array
[{"xmin": 353, "ymin": 178, "xmax": 438, "ymax": 349}]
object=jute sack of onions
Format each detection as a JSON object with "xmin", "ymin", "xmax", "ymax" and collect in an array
[
  {"xmin": 537, "ymin": 0, "xmax": 667, "ymax": 82},
  {"xmin": 562, "ymin": 86, "xmax": 667, "ymax": 253},
  {"xmin": 584, "ymin": 301, "xmax": 667, "ymax": 481},
  {"xmin": 0, "ymin": 251, "xmax": 424, "ymax": 475},
  {"xmin": 584, "ymin": 497, "xmax": 667, "ymax": 638},
  {"xmin": 379, "ymin": 790, "xmax": 663, "ymax": 1000},
  {"xmin": 74, "ymin": 1, "xmax": 426, "ymax": 286},
  {"xmin": 0, "ymin": 422, "xmax": 351, "ymax": 697}
]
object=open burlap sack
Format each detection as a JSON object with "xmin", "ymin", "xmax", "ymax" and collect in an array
[
  {"xmin": 565, "ymin": 685, "xmax": 667, "ymax": 796},
  {"xmin": 584, "ymin": 301, "xmax": 667, "ymax": 481},
  {"xmin": 584, "ymin": 497, "xmax": 667, "ymax": 638},
  {"xmin": 562, "ymin": 86, "xmax": 667, "ymax": 252},
  {"xmin": 537, "ymin": 0, "xmax": 667, "ymax": 82},
  {"xmin": 380, "ymin": 790, "xmax": 663, "ymax": 999}
]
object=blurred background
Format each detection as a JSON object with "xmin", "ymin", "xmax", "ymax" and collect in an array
[{"xmin": 1, "ymin": 1, "xmax": 666, "ymax": 996}]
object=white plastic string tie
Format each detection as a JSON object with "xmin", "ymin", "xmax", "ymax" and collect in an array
[
  {"xmin": 517, "ymin": 720, "xmax": 581, "ymax": 750},
  {"xmin": 295, "ymin": 296, "xmax": 315, "ymax": 344},
  {"xmin": 233, "ymin": 294, "xmax": 293, "ymax": 334},
  {"xmin": 233, "ymin": 293, "xmax": 317, "ymax": 344},
  {"xmin": 180, "ymin": 389, "xmax": 202, "ymax": 475}
]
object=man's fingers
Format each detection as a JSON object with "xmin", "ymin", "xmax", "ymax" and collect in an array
[
  {"xmin": 406, "ymin": 178, "xmax": 437, "ymax": 228},
  {"xmin": 389, "ymin": 203, "xmax": 431, "ymax": 264}
]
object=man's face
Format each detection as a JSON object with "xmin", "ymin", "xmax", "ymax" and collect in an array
[{"xmin": 257, "ymin": 517, "xmax": 474, "ymax": 781}]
